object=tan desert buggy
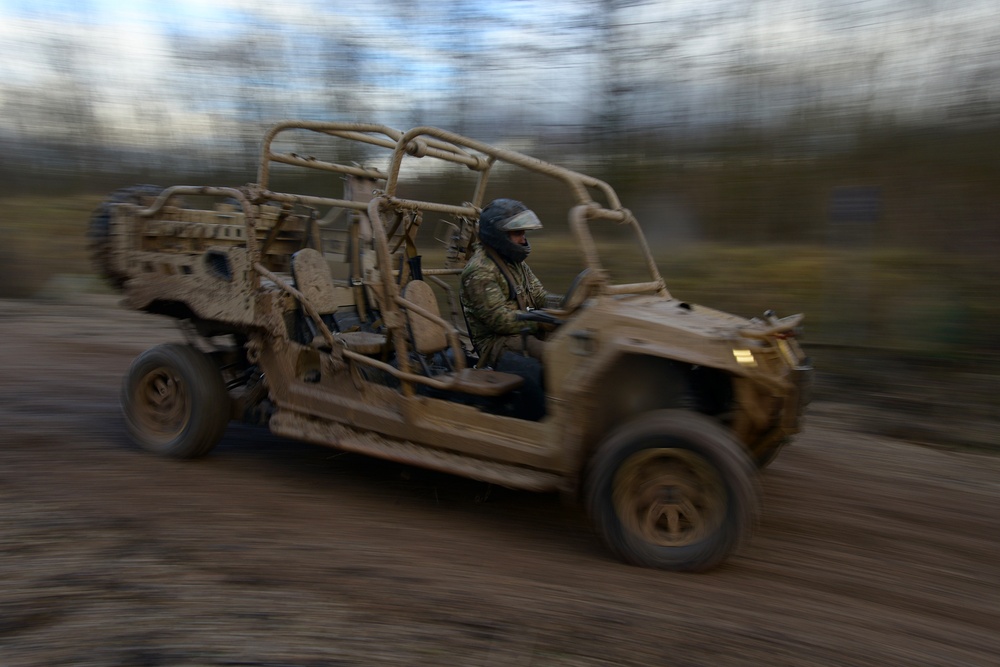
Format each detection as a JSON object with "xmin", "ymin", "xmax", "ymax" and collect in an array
[{"xmin": 89, "ymin": 122, "xmax": 811, "ymax": 572}]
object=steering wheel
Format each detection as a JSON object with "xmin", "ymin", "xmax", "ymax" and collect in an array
[
  {"xmin": 514, "ymin": 268, "xmax": 600, "ymax": 328},
  {"xmin": 559, "ymin": 268, "xmax": 599, "ymax": 315}
]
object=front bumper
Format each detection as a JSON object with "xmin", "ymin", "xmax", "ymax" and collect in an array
[{"xmin": 779, "ymin": 359, "xmax": 813, "ymax": 434}]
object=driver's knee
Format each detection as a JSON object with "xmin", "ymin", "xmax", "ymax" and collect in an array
[
  {"xmin": 523, "ymin": 335, "xmax": 546, "ymax": 360},
  {"xmin": 493, "ymin": 333, "xmax": 545, "ymax": 363}
]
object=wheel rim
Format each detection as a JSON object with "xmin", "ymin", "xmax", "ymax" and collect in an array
[
  {"xmin": 134, "ymin": 366, "xmax": 191, "ymax": 443},
  {"xmin": 612, "ymin": 448, "xmax": 727, "ymax": 547}
]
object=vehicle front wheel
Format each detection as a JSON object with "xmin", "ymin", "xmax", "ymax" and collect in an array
[
  {"xmin": 585, "ymin": 410, "xmax": 759, "ymax": 572},
  {"xmin": 121, "ymin": 343, "xmax": 230, "ymax": 458}
]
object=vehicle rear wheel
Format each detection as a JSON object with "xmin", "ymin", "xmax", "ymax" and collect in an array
[
  {"xmin": 585, "ymin": 409, "xmax": 759, "ymax": 572},
  {"xmin": 121, "ymin": 343, "xmax": 230, "ymax": 458}
]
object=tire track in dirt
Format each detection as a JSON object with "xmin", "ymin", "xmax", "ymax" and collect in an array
[{"xmin": 1, "ymin": 296, "xmax": 999, "ymax": 666}]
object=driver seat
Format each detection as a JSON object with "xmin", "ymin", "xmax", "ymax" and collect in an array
[{"xmin": 400, "ymin": 280, "xmax": 524, "ymax": 397}]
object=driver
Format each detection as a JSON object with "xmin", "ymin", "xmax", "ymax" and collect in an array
[{"xmin": 460, "ymin": 198, "xmax": 550, "ymax": 369}]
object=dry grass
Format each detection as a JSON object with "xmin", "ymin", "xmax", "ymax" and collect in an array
[{"xmin": 1, "ymin": 194, "xmax": 104, "ymax": 298}]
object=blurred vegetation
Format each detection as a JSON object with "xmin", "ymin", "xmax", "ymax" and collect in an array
[
  {"xmin": 5, "ymin": 171, "xmax": 997, "ymax": 362},
  {"xmin": 0, "ymin": 195, "xmax": 104, "ymax": 299}
]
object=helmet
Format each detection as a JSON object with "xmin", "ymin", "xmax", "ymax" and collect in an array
[{"xmin": 478, "ymin": 198, "xmax": 542, "ymax": 264}]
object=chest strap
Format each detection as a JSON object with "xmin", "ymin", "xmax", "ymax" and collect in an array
[{"xmin": 483, "ymin": 246, "xmax": 527, "ymax": 310}]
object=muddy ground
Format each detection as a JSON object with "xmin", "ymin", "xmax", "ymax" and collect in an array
[{"xmin": 1, "ymin": 296, "xmax": 998, "ymax": 666}]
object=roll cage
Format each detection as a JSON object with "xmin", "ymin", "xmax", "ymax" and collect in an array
[
  {"xmin": 136, "ymin": 121, "xmax": 668, "ymax": 297},
  {"xmin": 258, "ymin": 122, "xmax": 669, "ymax": 296}
]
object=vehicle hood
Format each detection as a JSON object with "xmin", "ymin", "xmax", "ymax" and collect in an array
[{"xmin": 608, "ymin": 295, "xmax": 754, "ymax": 339}]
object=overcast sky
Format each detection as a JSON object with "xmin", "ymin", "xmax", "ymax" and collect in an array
[{"xmin": 1, "ymin": 0, "xmax": 997, "ymax": 147}]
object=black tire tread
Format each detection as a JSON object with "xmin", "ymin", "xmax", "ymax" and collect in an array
[
  {"xmin": 584, "ymin": 409, "xmax": 760, "ymax": 572},
  {"xmin": 87, "ymin": 184, "xmax": 165, "ymax": 289},
  {"xmin": 121, "ymin": 343, "xmax": 230, "ymax": 459}
]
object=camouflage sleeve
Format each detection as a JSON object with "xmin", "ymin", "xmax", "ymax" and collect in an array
[
  {"xmin": 462, "ymin": 263, "xmax": 534, "ymax": 336},
  {"xmin": 522, "ymin": 263, "xmax": 548, "ymax": 310}
]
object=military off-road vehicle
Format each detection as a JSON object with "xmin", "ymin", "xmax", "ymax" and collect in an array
[{"xmin": 89, "ymin": 122, "xmax": 810, "ymax": 572}]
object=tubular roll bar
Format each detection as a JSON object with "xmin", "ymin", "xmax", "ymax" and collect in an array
[
  {"xmin": 256, "ymin": 121, "xmax": 626, "ymax": 211},
  {"xmin": 136, "ymin": 122, "xmax": 668, "ymax": 294},
  {"xmin": 257, "ymin": 121, "xmax": 403, "ymax": 188}
]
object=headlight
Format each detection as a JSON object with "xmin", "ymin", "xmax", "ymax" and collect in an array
[{"xmin": 732, "ymin": 349, "xmax": 757, "ymax": 368}]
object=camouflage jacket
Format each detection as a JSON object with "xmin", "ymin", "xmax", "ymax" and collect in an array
[{"xmin": 460, "ymin": 244, "xmax": 548, "ymax": 366}]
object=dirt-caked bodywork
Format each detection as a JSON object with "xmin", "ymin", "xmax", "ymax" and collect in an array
[{"xmin": 91, "ymin": 122, "xmax": 811, "ymax": 571}]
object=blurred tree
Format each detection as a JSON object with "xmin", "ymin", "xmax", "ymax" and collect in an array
[{"xmin": 586, "ymin": 0, "xmax": 655, "ymax": 151}]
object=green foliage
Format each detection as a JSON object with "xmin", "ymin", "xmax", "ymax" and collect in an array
[
  {"xmin": 0, "ymin": 194, "xmax": 103, "ymax": 298},
  {"xmin": 657, "ymin": 244, "xmax": 1000, "ymax": 355}
]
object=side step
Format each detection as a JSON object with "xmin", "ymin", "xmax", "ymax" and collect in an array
[{"xmin": 268, "ymin": 410, "xmax": 563, "ymax": 492}]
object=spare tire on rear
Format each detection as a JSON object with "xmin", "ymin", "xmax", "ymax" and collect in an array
[{"xmin": 87, "ymin": 185, "xmax": 166, "ymax": 289}]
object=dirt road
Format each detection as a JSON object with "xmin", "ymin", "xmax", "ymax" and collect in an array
[{"xmin": 1, "ymin": 296, "xmax": 998, "ymax": 666}]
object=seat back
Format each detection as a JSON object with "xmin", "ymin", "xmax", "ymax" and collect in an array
[
  {"xmin": 401, "ymin": 279, "xmax": 448, "ymax": 355},
  {"xmin": 399, "ymin": 280, "xmax": 524, "ymax": 396},
  {"xmin": 291, "ymin": 248, "xmax": 340, "ymax": 316}
]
